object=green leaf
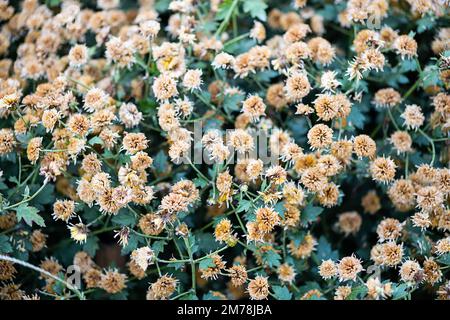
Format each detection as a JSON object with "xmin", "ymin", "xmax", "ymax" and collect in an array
[
  {"xmin": 216, "ymin": 0, "xmax": 234, "ymax": 21},
  {"xmin": 138, "ymin": 99, "xmax": 158, "ymax": 114},
  {"xmin": 0, "ymin": 235, "xmax": 13, "ymax": 253},
  {"xmin": 421, "ymin": 65, "xmax": 440, "ymax": 88},
  {"xmin": 153, "ymin": 150, "xmax": 169, "ymax": 174},
  {"xmin": 180, "ymin": 293, "xmax": 198, "ymax": 300},
  {"xmin": 51, "ymin": 272, "xmax": 66, "ymax": 295},
  {"xmin": 33, "ymin": 184, "xmax": 55, "ymax": 205},
  {"xmin": 198, "ymin": 21, "xmax": 219, "ymax": 34},
  {"xmin": 112, "ymin": 210, "xmax": 136, "ymax": 227},
  {"xmin": 297, "ymin": 282, "xmax": 324, "ymax": 300},
  {"xmin": 155, "ymin": 0, "xmax": 171, "ymax": 12},
  {"xmin": 398, "ymin": 58, "xmax": 418, "ymax": 73},
  {"xmin": 193, "ymin": 177, "xmax": 209, "ymax": 189},
  {"xmin": 236, "ymin": 200, "xmax": 252, "ymax": 213},
  {"xmin": 272, "ymin": 286, "xmax": 292, "ymax": 300},
  {"xmin": 152, "ymin": 240, "xmax": 167, "ymax": 255},
  {"xmin": 347, "ymin": 106, "xmax": 366, "ymax": 129},
  {"xmin": 208, "ymin": 166, "xmax": 219, "ymax": 180},
  {"xmin": 223, "ymin": 93, "xmax": 244, "ymax": 114},
  {"xmin": 198, "ymin": 91, "xmax": 212, "ymax": 104},
  {"xmin": 392, "ymin": 283, "xmax": 409, "ymax": 300},
  {"xmin": 254, "ymin": 70, "xmax": 278, "ymax": 82},
  {"xmin": 317, "ymin": 4, "xmax": 339, "ymax": 21},
  {"xmin": 169, "ymin": 260, "xmax": 185, "ymax": 271},
  {"xmin": 88, "ymin": 136, "xmax": 103, "ymax": 146},
  {"xmin": 243, "ymin": 0, "xmax": 268, "ymax": 21},
  {"xmin": 110, "ymin": 291, "xmax": 129, "ymax": 300},
  {"xmin": 199, "ymin": 257, "xmax": 216, "ymax": 270},
  {"xmin": 261, "ymin": 249, "xmax": 281, "ymax": 267},
  {"xmin": 416, "ymin": 15, "xmax": 436, "ymax": 33},
  {"xmin": 13, "ymin": 204, "xmax": 45, "ymax": 227},
  {"xmin": 287, "ymin": 118, "xmax": 308, "ymax": 144},
  {"xmin": 346, "ymin": 285, "xmax": 368, "ymax": 300},
  {"xmin": 23, "ymin": 186, "xmax": 30, "ymax": 198},
  {"xmin": 46, "ymin": 0, "xmax": 61, "ymax": 7},
  {"xmin": 315, "ymin": 236, "xmax": 339, "ymax": 262},
  {"xmin": 291, "ymin": 231, "xmax": 306, "ymax": 247},
  {"xmin": 83, "ymin": 236, "xmax": 99, "ymax": 257},
  {"xmin": 437, "ymin": 253, "xmax": 450, "ymax": 266},
  {"xmin": 203, "ymin": 291, "xmax": 225, "ymax": 300},
  {"xmin": 0, "ymin": 180, "xmax": 8, "ymax": 190},
  {"xmin": 195, "ymin": 232, "xmax": 220, "ymax": 254},
  {"xmin": 301, "ymin": 204, "xmax": 323, "ymax": 224},
  {"xmin": 274, "ymin": 202, "xmax": 285, "ymax": 219}
]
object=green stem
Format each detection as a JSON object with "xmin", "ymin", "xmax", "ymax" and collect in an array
[
  {"xmin": 223, "ymin": 32, "xmax": 249, "ymax": 48},
  {"xmin": 184, "ymin": 237, "xmax": 197, "ymax": 293},
  {"xmin": 387, "ymin": 108, "xmax": 400, "ymax": 131},
  {"xmin": 171, "ymin": 290, "xmax": 194, "ymax": 300},
  {"xmin": 418, "ymin": 128, "xmax": 436, "ymax": 166},
  {"xmin": 186, "ymin": 158, "xmax": 209, "ymax": 182},
  {"xmin": 4, "ymin": 179, "xmax": 49, "ymax": 210},
  {"xmin": 405, "ymin": 153, "xmax": 409, "ymax": 178},
  {"xmin": 402, "ymin": 79, "xmax": 420, "ymax": 101},
  {"xmin": 215, "ymin": 0, "xmax": 239, "ymax": 37},
  {"xmin": 0, "ymin": 255, "xmax": 84, "ymax": 300}
]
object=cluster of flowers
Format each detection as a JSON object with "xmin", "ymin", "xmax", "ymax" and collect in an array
[{"xmin": 0, "ymin": 0, "xmax": 449, "ymax": 300}]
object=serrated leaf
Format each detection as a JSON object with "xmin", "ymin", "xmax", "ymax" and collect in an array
[
  {"xmin": 33, "ymin": 184, "xmax": 55, "ymax": 205},
  {"xmin": 261, "ymin": 249, "xmax": 281, "ymax": 267},
  {"xmin": 422, "ymin": 65, "xmax": 440, "ymax": 88},
  {"xmin": 153, "ymin": 150, "xmax": 169, "ymax": 174},
  {"xmin": 193, "ymin": 177, "xmax": 209, "ymax": 189},
  {"xmin": 347, "ymin": 106, "xmax": 366, "ymax": 129},
  {"xmin": 297, "ymin": 282, "xmax": 323, "ymax": 300},
  {"xmin": 23, "ymin": 186, "xmax": 30, "ymax": 198},
  {"xmin": 274, "ymin": 201, "xmax": 285, "ymax": 219},
  {"xmin": 0, "ymin": 235, "xmax": 12, "ymax": 253},
  {"xmin": 272, "ymin": 285, "xmax": 292, "ymax": 300},
  {"xmin": 287, "ymin": 118, "xmax": 308, "ymax": 144},
  {"xmin": 112, "ymin": 210, "xmax": 136, "ymax": 227},
  {"xmin": 398, "ymin": 58, "xmax": 418, "ymax": 73},
  {"xmin": 317, "ymin": 4, "xmax": 339, "ymax": 21},
  {"xmin": 223, "ymin": 93, "xmax": 244, "ymax": 113},
  {"xmin": 169, "ymin": 260, "xmax": 185, "ymax": 271},
  {"xmin": 416, "ymin": 15, "xmax": 436, "ymax": 33},
  {"xmin": 152, "ymin": 240, "xmax": 167, "ymax": 255},
  {"xmin": 199, "ymin": 257, "xmax": 215, "ymax": 270},
  {"xmin": 437, "ymin": 253, "xmax": 450, "ymax": 266},
  {"xmin": 315, "ymin": 236, "xmax": 339, "ymax": 262},
  {"xmin": 198, "ymin": 21, "xmax": 218, "ymax": 33},
  {"xmin": 155, "ymin": 0, "xmax": 170, "ymax": 12},
  {"xmin": 243, "ymin": 0, "xmax": 268, "ymax": 21},
  {"xmin": 138, "ymin": 99, "xmax": 158, "ymax": 114},
  {"xmin": 180, "ymin": 293, "xmax": 198, "ymax": 300},
  {"xmin": 83, "ymin": 236, "xmax": 99, "ymax": 257},
  {"xmin": 195, "ymin": 232, "xmax": 220, "ymax": 254},
  {"xmin": 392, "ymin": 283, "xmax": 409, "ymax": 300},
  {"xmin": 291, "ymin": 231, "xmax": 306, "ymax": 247},
  {"xmin": 88, "ymin": 136, "xmax": 103, "ymax": 146},
  {"xmin": 110, "ymin": 291, "xmax": 129, "ymax": 300},
  {"xmin": 346, "ymin": 285, "xmax": 368, "ymax": 300},
  {"xmin": 203, "ymin": 291, "xmax": 225, "ymax": 300},
  {"xmin": 46, "ymin": 0, "xmax": 61, "ymax": 7},
  {"xmin": 13, "ymin": 204, "xmax": 45, "ymax": 227},
  {"xmin": 237, "ymin": 200, "xmax": 252, "ymax": 213},
  {"xmin": 301, "ymin": 204, "xmax": 323, "ymax": 224},
  {"xmin": 216, "ymin": 0, "xmax": 234, "ymax": 21}
]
